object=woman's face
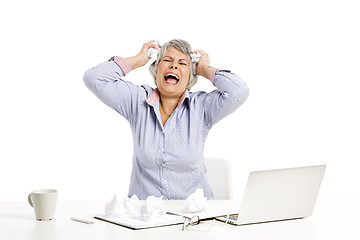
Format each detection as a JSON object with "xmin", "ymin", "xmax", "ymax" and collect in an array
[{"xmin": 156, "ymin": 47, "xmax": 190, "ymax": 98}]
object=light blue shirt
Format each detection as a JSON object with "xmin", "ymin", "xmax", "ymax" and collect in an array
[{"xmin": 83, "ymin": 58, "xmax": 249, "ymax": 200}]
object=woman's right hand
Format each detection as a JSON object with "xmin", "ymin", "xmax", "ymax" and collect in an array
[{"xmin": 126, "ymin": 40, "xmax": 160, "ymax": 70}]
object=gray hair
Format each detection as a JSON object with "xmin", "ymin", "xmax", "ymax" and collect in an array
[{"xmin": 149, "ymin": 39, "xmax": 198, "ymax": 90}]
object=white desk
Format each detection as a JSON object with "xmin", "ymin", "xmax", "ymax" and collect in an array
[{"xmin": 0, "ymin": 199, "xmax": 358, "ymax": 240}]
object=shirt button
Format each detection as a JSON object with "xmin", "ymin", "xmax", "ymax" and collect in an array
[
  {"xmin": 162, "ymin": 130, "xmax": 165, "ymax": 134},
  {"xmin": 162, "ymin": 163, "xmax": 166, "ymax": 167},
  {"xmin": 161, "ymin": 148, "xmax": 165, "ymax": 152},
  {"xmin": 163, "ymin": 180, "xmax": 168, "ymax": 184}
]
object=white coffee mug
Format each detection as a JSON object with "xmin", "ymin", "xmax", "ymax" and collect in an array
[{"xmin": 28, "ymin": 189, "xmax": 58, "ymax": 221}]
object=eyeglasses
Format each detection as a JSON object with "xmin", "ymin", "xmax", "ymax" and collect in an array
[
  {"xmin": 166, "ymin": 212, "xmax": 201, "ymax": 230},
  {"xmin": 182, "ymin": 215, "xmax": 200, "ymax": 230}
]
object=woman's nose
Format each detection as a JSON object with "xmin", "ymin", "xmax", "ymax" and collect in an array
[{"xmin": 170, "ymin": 65, "xmax": 178, "ymax": 69}]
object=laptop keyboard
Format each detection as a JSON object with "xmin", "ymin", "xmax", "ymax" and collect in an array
[{"xmin": 228, "ymin": 214, "xmax": 238, "ymax": 220}]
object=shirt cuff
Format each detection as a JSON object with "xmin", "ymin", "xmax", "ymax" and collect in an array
[
  {"xmin": 113, "ymin": 56, "xmax": 132, "ymax": 75},
  {"xmin": 209, "ymin": 68, "xmax": 220, "ymax": 84}
]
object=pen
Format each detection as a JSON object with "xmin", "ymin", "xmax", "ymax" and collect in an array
[{"xmin": 71, "ymin": 217, "xmax": 94, "ymax": 224}]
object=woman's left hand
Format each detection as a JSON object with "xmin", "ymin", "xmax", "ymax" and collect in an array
[{"xmin": 193, "ymin": 50, "xmax": 216, "ymax": 79}]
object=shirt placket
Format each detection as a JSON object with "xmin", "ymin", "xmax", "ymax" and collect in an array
[
  {"xmin": 158, "ymin": 107, "xmax": 179, "ymax": 200},
  {"xmin": 159, "ymin": 128, "xmax": 169, "ymax": 199}
]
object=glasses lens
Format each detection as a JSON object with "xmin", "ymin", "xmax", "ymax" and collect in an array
[
  {"xmin": 182, "ymin": 216, "xmax": 200, "ymax": 230},
  {"xmin": 182, "ymin": 218, "xmax": 190, "ymax": 230},
  {"xmin": 190, "ymin": 216, "xmax": 200, "ymax": 225}
]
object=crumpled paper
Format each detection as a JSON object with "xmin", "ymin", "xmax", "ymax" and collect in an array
[
  {"xmin": 184, "ymin": 188, "xmax": 208, "ymax": 213},
  {"xmin": 105, "ymin": 194, "xmax": 125, "ymax": 216},
  {"xmin": 105, "ymin": 189, "xmax": 208, "ymax": 220},
  {"xmin": 105, "ymin": 194, "xmax": 167, "ymax": 221},
  {"xmin": 190, "ymin": 52, "xmax": 202, "ymax": 64},
  {"xmin": 148, "ymin": 42, "xmax": 202, "ymax": 64},
  {"xmin": 139, "ymin": 196, "xmax": 167, "ymax": 220},
  {"xmin": 148, "ymin": 48, "xmax": 159, "ymax": 58},
  {"xmin": 148, "ymin": 41, "xmax": 160, "ymax": 58}
]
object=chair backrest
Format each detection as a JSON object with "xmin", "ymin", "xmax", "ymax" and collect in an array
[{"xmin": 204, "ymin": 157, "xmax": 233, "ymax": 199}]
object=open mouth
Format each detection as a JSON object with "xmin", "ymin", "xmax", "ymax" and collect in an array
[{"xmin": 164, "ymin": 73, "xmax": 179, "ymax": 85}]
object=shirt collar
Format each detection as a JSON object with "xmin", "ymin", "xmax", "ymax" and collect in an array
[{"xmin": 146, "ymin": 88, "xmax": 190, "ymax": 107}]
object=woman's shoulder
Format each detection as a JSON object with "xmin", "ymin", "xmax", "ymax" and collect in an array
[
  {"xmin": 186, "ymin": 90, "xmax": 215, "ymax": 107},
  {"xmin": 137, "ymin": 84, "xmax": 158, "ymax": 103},
  {"xmin": 140, "ymin": 84, "xmax": 155, "ymax": 95},
  {"xmin": 188, "ymin": 89, "xmax": 218, "ymax": 101}
]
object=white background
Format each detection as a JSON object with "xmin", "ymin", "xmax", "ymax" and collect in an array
[{"xmin": 1, "ymin": 0, "xmax": 359, "ymax": 205}]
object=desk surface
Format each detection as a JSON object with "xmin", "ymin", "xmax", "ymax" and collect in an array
[{"xmin": 0, "ymin": 199, "xmax": 358, "ymax": 240}]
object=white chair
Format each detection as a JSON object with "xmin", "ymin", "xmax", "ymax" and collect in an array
[{"xmin": 204, "ymin": 157, "xmax": 233, "ymax": 199}]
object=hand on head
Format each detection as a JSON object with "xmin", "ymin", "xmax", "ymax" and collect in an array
[
  {"xmin": 127, "ymin": 40, "xmax": 161, "ymax": 70},
  {"xmin": 192, "ymin": 50, "xmax": 214, "ymax": 79},
  {"xmin": 128, "ymin": 40, "xmax": 215, "ymax": 80},
  {"xmin": 140, "ymin": 40, "xmax": 161, "ymax": 60}
]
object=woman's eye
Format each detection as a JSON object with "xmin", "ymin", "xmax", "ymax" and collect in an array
[
  {"xmin": 179, "ymin": 62, "xmax": 187, "ymax": 66},
  {"xmin": 163, "ymin": 59, "xmax": 171, "ymax": 62}
]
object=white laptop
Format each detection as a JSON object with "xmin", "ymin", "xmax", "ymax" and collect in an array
[{"xmin": 216, "ymin": 165, "xmax": 326, "ymax": 225}]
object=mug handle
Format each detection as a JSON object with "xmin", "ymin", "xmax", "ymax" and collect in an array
[{"xmin": 28, "ymin": 193, "xmax": 34, "ymax": 208}]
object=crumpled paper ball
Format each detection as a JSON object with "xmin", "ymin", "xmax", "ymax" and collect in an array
[
  {"xmin": 184, "ymin": 188, "xmax": 208, "ymax": 213},
  {"xmin": 124, "ymin": 195, "xmax": 143, "ymax": 216},
  {"xmin": 147, "ymin": 41, "xmax": 160, "ymax": 58},
  {"xmin": 104, "ymin": 194, "xmax": 167, "ymax": 221},
  {"xmin": 140, "ymin": 196, "xmax": 167, "ymax": 221},
  {"xmin": 190, "ymin": 52, "xmax": 202, "ymax": 64},
  {"xmin": 105, "ymin": 194, "xmax": 124, "ymax": 217}
]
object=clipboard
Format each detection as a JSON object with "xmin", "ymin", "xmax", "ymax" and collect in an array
[
  {"xmin": 94, "ymin": 205, "xmax": 236, "ymax": 230},
  {"xmin": 94, "ymin": 213, "xmax": 184, "ymax": 230}
]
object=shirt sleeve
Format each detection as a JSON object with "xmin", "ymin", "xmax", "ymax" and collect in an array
[
  {"xmin": 203, "ymin": 70, "xmax": 249, "ymax": 127},
  {"xmin": 83, "ymin": 57, "xmax": 145, "ymax": 121}
]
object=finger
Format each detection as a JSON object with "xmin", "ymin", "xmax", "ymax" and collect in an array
[
  {"xmin": 152, "ymin": 43, "xmax": 161, "ymax": 49},
  {"xmin": 149, "ymin": 40, "xmax": 161, "ymax": 49},
  {"xmin": 194, "ymin": 50, "xmax": 206, "ymax": 55},
  {"xmin": 145, "ymin": 40, "xmax": 156, "ymax": 48}
]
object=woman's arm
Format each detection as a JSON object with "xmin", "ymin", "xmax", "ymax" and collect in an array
[
  {"xmin": 194, "ymin": 50, "xmax": 250, "ymax": 127},
  {"xmin": 83, "ymin": 40, "xmax": 160, "ymax": 120}
]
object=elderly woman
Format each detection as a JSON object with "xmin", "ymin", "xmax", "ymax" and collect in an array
[{"xmin": 83, "ymin": 39, "xmax": 249, "ymax": 200}]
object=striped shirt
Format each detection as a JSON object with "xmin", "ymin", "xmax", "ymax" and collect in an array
[{"xmin": 83, "ymin": 57, "xmax": 249, "ymax": 199}]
